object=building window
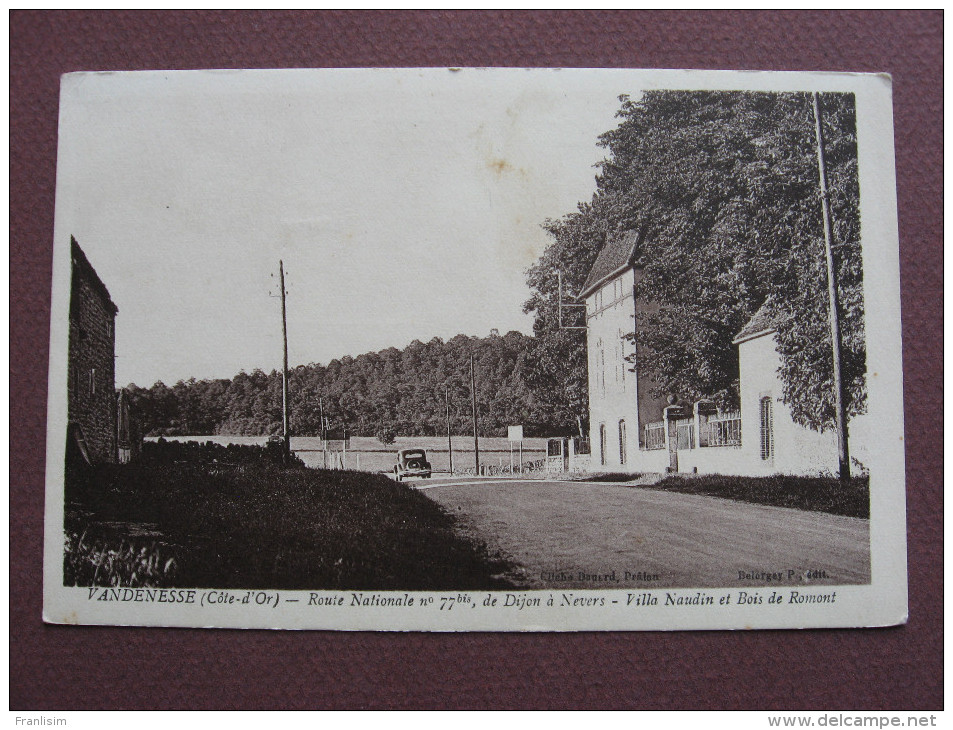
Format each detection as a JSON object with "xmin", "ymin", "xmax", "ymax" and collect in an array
[
  {"xmin": 599, "ymin": 424, "xmax": 607, "ymax": 466},
  {"xmin": 619, "ymin": 420, "xmax": 627, "ymax": 465},
  {"xmin": 759, "ymin": 397, "xmax": 774, "ymax": 461},
  {"xmin": 106, "ymin": 318, "xmax": 114, "ymax": 338},
  {"xmin": 90, "ymin": 368, "xmax": 96, "ymax": 397}
]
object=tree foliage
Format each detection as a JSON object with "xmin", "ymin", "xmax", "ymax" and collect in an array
[
  {"xmin": 125, "ymin": 332, "xmax": 572, "ymax": 439},
  {"xmin": 526, "ymin": 90, "xmax": 865, "ymax": 430},
  {"xmin": 375, "ymin": 426, "xmax": 397, "ymax": 445},
  {"xmin": 521, "ymin": 207, "xmax": 609, "ymax": 434}
]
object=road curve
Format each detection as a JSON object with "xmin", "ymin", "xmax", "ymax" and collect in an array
[{"xmin": 422, "ymin": 479, "xmax": 870, "ymax": 589}]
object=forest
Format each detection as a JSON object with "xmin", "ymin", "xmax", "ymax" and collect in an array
[{"xmin": 124, "ymin": 331, "xmax": 581, "ymax": 439}]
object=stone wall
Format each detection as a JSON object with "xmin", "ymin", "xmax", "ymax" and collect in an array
[{"xmin": 67, "ymin": 243, "xmax": 117, "ymax": 463}]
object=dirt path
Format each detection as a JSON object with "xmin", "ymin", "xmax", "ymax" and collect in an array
[{"xmin": 423, "ymin": 479, "xmax": 870, "ymax": 589}]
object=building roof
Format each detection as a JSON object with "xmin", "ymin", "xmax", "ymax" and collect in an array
[
  {"xmin": 71, "ymin": 236, "xmax": 118, "ymax": 315},
  {"xmin": 579, "ymin": 229, "xmax": 642, "ymax": 299},
  {"xmin": 732, "ymin": 301, "xmax": 776, "ymax": 345}
]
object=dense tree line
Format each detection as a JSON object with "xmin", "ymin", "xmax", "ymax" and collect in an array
[
  {"xmin": 525, "ymin": 91, "xmax": 865, "ymax": 431},
  {"xmin": 125, "ymin": 332, "xmax": 581, "ymax": 438}
]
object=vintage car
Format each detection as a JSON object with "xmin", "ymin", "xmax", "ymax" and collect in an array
[{"xmin": 394, "ymin": 448, "xmax": 432, "ymax": 481}]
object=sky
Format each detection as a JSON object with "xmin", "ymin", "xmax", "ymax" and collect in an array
[{"xmin": 54, "ymin": 68, "xmax": 638, "ymax": 387}]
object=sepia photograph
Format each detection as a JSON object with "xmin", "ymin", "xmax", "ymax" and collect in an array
[{"xmin": 43, "ymin": 67, "xmax": 906, "ymax": 631}]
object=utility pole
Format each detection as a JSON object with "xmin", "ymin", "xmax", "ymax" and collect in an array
[
  {"xmin": 811, "ymin": 92, "xmax": 850, "ymax": 483},
  {"xmin": 279, "ymin": 260, "xmax": 290, "ymax": 465},
  {"xmin": 470, "ymin": 355, "xmax": 480, "ymax": 475},
  {"xmin": 445, "ymin": 384, "xmax": 454, "ymax": 475},
  {"xmin": 318, "ymin": 397, "xmax": 326, "ymax": 468}
]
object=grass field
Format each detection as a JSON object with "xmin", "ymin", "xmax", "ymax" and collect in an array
[
  {"xmin": 64, "ymin": 442, "xmax": 517, "ymax": 590},
  {"xmin": 648, "ymin": 474, "xmax": 870, "ymax": 518}
]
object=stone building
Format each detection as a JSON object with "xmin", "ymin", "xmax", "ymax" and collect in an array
[{"xmin": 67, "ymin": 236, "xmax": 118, "ymax": 464}]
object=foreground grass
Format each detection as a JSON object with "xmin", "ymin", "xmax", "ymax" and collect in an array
[
  {"xmin": 65, "ymin": 445, "xmax": 517, "ymax": 590},
  {"xmin": 64, "ymin": 531, "xmax": 179, "ymax": 587},
  {"xmin": 576, "ymin": 472, "xmax": 645, "ymax": 483},
  {"xmin": 650, "ymin": 474, "xmax": 870, "ymax": 518}
]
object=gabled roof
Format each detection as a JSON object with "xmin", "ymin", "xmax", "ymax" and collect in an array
[
  {"xmin": 71, "ymin": 236, "xmax": 118, "ymax": 315},
  {"xmin": 578, "ymin": 229, "xmax": 641, "ymax": 299},
  {"xmin": 732, "ymin": 301, "xmax": 775, "ymax": 345}
]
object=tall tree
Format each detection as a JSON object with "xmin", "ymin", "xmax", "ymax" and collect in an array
[
  {"xmin": 527, "ymin": 90, "xmax": 865, "ymax": 430},
  {"xmin": 521, "ymin": 206, "xmax": 609, "ymax": 435}
]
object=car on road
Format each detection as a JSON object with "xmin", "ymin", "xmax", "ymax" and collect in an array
[{"xmin": 394, "ymin": 448, "xmax": 432, "ymax": 481}]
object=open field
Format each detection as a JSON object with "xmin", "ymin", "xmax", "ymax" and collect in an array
[
  {"xmin": 424, "ymin": 478, "xmax": 871, "ymax": 588},
  {"xmin": 65, "ymin": 441, "xmax": 517, "ymax": 589},
  {"xmin": 149, "ymin": 435, "xmax": 549, "ymax": 473}
]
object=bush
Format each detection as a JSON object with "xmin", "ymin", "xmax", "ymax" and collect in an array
[
  {"xmin": 141, "ymin": 438, "xmax": 305, "ymax": 468},
  {"xmin": 577, "ymin": 472, "xmax": 644, "ymax": 483},
  {"xmin": 375, "ymin": 426, "xmax": 397, "ymax": 445}
]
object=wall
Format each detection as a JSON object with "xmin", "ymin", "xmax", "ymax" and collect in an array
[
  {"xmin": 586, "ymin": 270, "xmax": 635, "ymax": 471},
  {"xmin": 632, "ymin": 270, "xmax": 669, "ymax": 439},
  {"xmin": 677, "ymin": 444, "xmax": 745, "ymax": 475},
  {"xmin": 585, "ymin": 269, "xmax": 671, "ymax": 472},
  {"xmin": 738, "ymin": 332, "xmax": 850, "ymax": 476},
  {"xmin": 68, "ymin": 253, "xmax": 117, "ymax": 463}
]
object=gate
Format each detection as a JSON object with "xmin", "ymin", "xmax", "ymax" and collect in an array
[
  {"xmin": 547, "ymin": 438, "xmax": 567, "ymax": 472},
  {"xmin": 663, "ymin": 404, "xmax": 686, "ymax": 472},
  {"xmin": 675, "ymin": 418, "xmax": 695, "ymax": 450}
]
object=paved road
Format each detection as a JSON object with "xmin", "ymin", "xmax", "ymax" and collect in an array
[{"xmin": 417, "ymin": 478, "xmax": 870, "ymax": 589}]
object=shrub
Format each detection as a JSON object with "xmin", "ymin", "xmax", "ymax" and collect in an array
[
  {"xmin": 375, "ymin": 426, "xmax": 397, "ymax": 445},
  {"xmin": 141, "ymin": 439, "xmax": 305, "ymax": 468}
]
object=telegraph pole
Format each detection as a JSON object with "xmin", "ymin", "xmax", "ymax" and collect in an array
[
  {"xmin": 811, "ymin": 92, "xmax": 850, "ymax": 482},
  {"xmin": 279, "ymin": 260, "xmax": 290, "ymax": 465},
  {"xmin": 445, "ymin": 384, "xmax": 454, "ymax": 475},
  {"xmin": 470, "ymin": 355, "xmax": 480, "ymax": 475}
]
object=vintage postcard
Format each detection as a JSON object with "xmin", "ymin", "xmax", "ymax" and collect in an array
[{"xmin": 43, "ymin": 68, "xmax": 906, "ymax": 631}]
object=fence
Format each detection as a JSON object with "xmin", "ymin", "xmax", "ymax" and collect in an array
[
  {"xmin": 704, "ymin": 411, "xmax": 742, "ymax": 447},
  {"xmin": 458, "ymin": 459, "xmax": 546, "ymax": 477},
  {"xmin": 643, "ymin": 421, "xmax": 665, "ymax": 450},
  {"xmin": 642, "ymin": 408, "xmax": 740, "ymax": 453}
]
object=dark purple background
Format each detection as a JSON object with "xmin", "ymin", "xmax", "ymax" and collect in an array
[{"xmin": 10, "ymin": 11, "xmax": 942, "ymax": 710}]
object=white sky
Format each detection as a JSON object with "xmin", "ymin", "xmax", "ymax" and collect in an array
[{"xmin": 54, "ymin": 68, "xmax": 636, "ymax": 387}]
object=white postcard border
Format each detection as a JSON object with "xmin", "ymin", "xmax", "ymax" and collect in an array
[{"xmin": 42, "ymin": 68, "xmax": 907, "ymax": 631}]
